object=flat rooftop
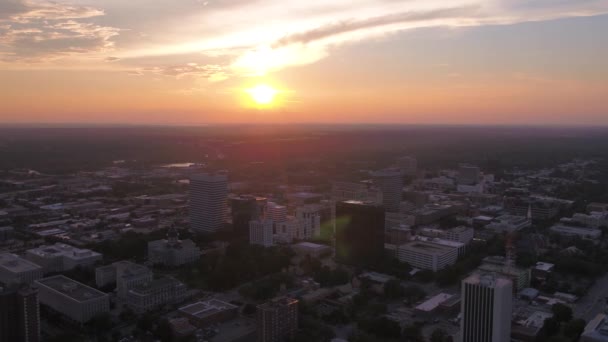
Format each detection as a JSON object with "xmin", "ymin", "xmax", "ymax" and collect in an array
[
  {"xmin": 400, "ymin": 241, "xmax": 456, "ymax": 255},
  {"xmin": 36, "ymin": 275, "xmax": 107, "ymax": 302},
  {"xmin": 535, "ymin": 262, "xmax": 555, "ymax": 272},
  {"xmin": 550, "ymin": 224, "xmax": 601, "ymax": 234},
  {"xmin": 294, "ymin": 242, "xmax": 330, "ymax": 249},
  {"xmin": 415, "ymin": 293, "xmax": 453, "ymax": 312},
  {"xmin": 179, "ymin": 299, "xmax": 237, "ymax": 319},
  {"xmin": 27, "ymin": 243, "xmax": 101, "ymax": 259},
  {"xmin": 0, "ymin": 253, "xmax": 42, "ymax": 273}
]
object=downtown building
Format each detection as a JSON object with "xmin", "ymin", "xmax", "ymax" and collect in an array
[
  {"xmin": 230, "ymin": 195, "xmax": 266, "ymax": 239},
  {"xmin": 147, "ymin": 227, "xmax": 201, "ymax": 266},
  {"xmin": 0, "ymin": 253, "xmax": 43, "ymax": 286},
  {"xmin": 190, "ymin": 173, "xmax": 228, "ymax": 234},
  {"xmin": 95, "ymin": 260, "xmax": 153, "ymax": 298},
  {"xmin": 126, "ymin": 276, "xmax": 187, "ymax": 313},
  {"xmin": 25, "ymin": 243, "xmax": 101, "ymax": 274},
  {"xmin": 256, "ymin": 297, "xmax": 298, "ymax": 342},
  {"xmin": 371, "ymin": 169, "xmax": 403, "ymax": 213},
  {"xmin": 396, "ymin": 240, "xmax": 460, "ymax": 272},
  {"xmin": 0, "ymin": 285, "xmax": 40, "ymax": 342},
  {"xmin": 35, "ymin": 275, "xmax": 109, "ymax": 323},
  {"xmin": 249, "ymin": 219, "xmax": 275, "ymax": 248},
  {"xmin": 460, "ymin": 273, "xmax": 513, "ymax": 342},
  {"xmin": 335, "ymin": 201, "xmax": 385, "ymax": 266}
]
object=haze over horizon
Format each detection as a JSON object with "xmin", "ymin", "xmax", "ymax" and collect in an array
[{"xmin": 1, "ymin": 0, "xmax": 607, "ymax": 125}]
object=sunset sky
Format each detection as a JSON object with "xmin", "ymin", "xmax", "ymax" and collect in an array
[{"xmin": 1, "ymin": 0, "xmax": 607, "ymax": 125}]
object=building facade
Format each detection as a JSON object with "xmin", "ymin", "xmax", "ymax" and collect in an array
[
  {"xmin": 25, "ymin": 243, "xmax": 101, "ymax": 274},
  {"xmin": 461, "ymin": 273, "xmax": 512, "ymax": 342},
  {"xmin": 371, "ymin": 169, "xmax": 403, "ymax": 213},
  {"xmin": 190, "ymin": 173, "xmax": 228, "ymax": 233},
  {"xmin": 256, "ymin": 297, "xmax": 298, "ymax": 342},
  {"xmin": 35, "ymin": 275, "xmax": 109, "ymax": 323},
  {"xmin": 249, "ymin": 219, "xmax": 274, "ymax": 247},
  {"xmin": 335, "ymin": 201, "xmax": 385, "ymax": 266},
  {"xmin": 126, "ymin": 276, "xmax": 187, "ymax": 313},
  {"xmin": 397, "ymin": 241, "xmax": 459, "ymax": 271},
  {"xmin": 148, "ymin": 227, "xmax": 201, "ymax": 266},
  {"xmin": 0, "ymin": 253, "xmax": 43, "ymax": 286},
  {"xmin": 0, "ymin": 285, "xmax": 40, "ymax": 342}
]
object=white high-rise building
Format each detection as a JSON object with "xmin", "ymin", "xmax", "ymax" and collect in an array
[
  {"xmin": 371, "ymin": 169, "xmax": 403, "ymax": 213},
  {"xmin": 250, "ymin": 219, "xmax": 274, "ymax": 247},
  {"xmin": 461, "ymin": 273, "xmax": 512, "ymax": 342},
  {"xmin": 190, "ymin": 174, "xmax": 228, "ymax": 233}
]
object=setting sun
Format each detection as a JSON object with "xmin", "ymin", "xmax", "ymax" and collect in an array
[{"xmin": 246, "ymin": 84, "xmax": 277, "ymax": 105}]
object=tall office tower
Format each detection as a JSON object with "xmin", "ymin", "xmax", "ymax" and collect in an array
[
  {"xmin": 266, "ymin": 202, "xmax": 287, "ymax": 223},
  {"xmin": 249, "ymin": 219, "xmax": 274, "ymax": 247},
  {"xmin": 371, "ymin": 169, "xmax": 403, "ymax": 213},
  {"xmin": 461, "ymin": 273, "xmax": 513, "ymax": 342},
  {"xmin": 335, "ymin": 201, "xmax": 385, "ymax": 266},
  {"xmin": 458, "ymin": 164, "xmax": 481, "ymax": 185},
  {"xmin": 397, "ymin": 156, "xmax": 418, "ymax": 177},
  {"xmin": 256, "ymin": 297, "xmax": 298, "ymax": 342},
  {"xmin": 190, "ymin": 174, "xmax": 228, "ymax": 233},
  {"xmin": 231, "ymin": 195, "xmax": 266, "ymax": 238},
  {"xmin": 0, "ymin": 285, "xmax": 40, "ymax": 342}
]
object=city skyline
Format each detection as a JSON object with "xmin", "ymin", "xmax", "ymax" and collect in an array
[{"xmin": 1, "ymin": 0, "xmax": 607, "ymax": 125}]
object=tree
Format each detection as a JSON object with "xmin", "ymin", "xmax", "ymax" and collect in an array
[
  {"xmin": 430, "ymin": 328, "xmax": 448, "ymax": 342},
  {"xmin": 383, "ymin": 279, "xmax": 405, "ymax": 299},
  {"xmin": 154, "ymin": 319, "xmax": 173, "ymax": 342},
  {"xmin": 402, "ymin": 323, "xmax": 424, "ymax": 342},
  {"xmin": 359, "ymin": 317, "xmax": 401, "ymax": 339},
  {"xmin": 563, "ymin": 318, "xmax": 586, "ymax": 339},
  {"xmin": 551, "ymin": 303, "xmax": 573, "ymax": 322},
  {"xmin": 87, "ymin": 313, "xmax": 113, "ymax": 338},
  {"xmin": 546, "ymin": 335, "xmax": 570, "ymax": 342},
  {"xmin": 403, "ymin": 285, "xmax": 426, "ymax": 305},
  {"xmin": 542, "ymin": 317, "xmax": 560, "ymax": 337}
]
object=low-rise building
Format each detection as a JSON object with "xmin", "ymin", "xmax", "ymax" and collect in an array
[
  {"xmin": 0, "ymin": 253, "xmax": 44, "ymax": 285},
  {"xmin": 126, "ymin": 276, "xmax": 187, "ymax": 312},
  {"xmin": 35, "ymin": 275, "xmax": 109, "ymax": 323},
  {"xmin": 511, "ymin": 308, "xmax": 553, "ymax": 342},
  {"xmin": 292, "ymin": 242, "xmax": 332, "ymax": 258},
  {"xmin": 148, "ymin": 227, "xmax": 201, "ymax": 266},
  {"xmin": 178, "ymin": 299, "xmax": 238, "ymax": 327},
  {"xmin": 444, "ymin": 226, "xmax": 475, "ymax": 245},
  {"xmin": 581, "ymin": 313, "xmax": 608, "ymax": 342},
  {"xmin": 486, "ymin": 215, "xmax": 531, "ymax": 233},
  {"xmin": 396, "ymin": 241, "xmax": 458, "ymax": 271},
  {"xmin": 25, "ymin": 243, "xmax": 102, "ymax": 273},
  {"xmin": 478, "ymin": 256, "xmax": 531, "ymax": 291},
  {"xmin": 95, "ymin": 261, "xmax": 153, "ymax": 298},
  {"xmin": 414, "ymin": 293, "xmax": 453, "ymax": 318},
  {"xmin": 572, "ymin": 212, "xmax": 608, "ymax": 228},
  {"xmin": 550, "ymin": 224, "xmax": 602, "ymax": 240}
]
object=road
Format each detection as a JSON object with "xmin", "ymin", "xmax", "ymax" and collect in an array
[{"xmin": 575, "ymin": 273, "xmax": 608, "ymax": 322}]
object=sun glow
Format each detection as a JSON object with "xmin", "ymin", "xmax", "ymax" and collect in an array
[{"xmin": 246, "ymin": 84, "xmax": 277, "ymax": 105}]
